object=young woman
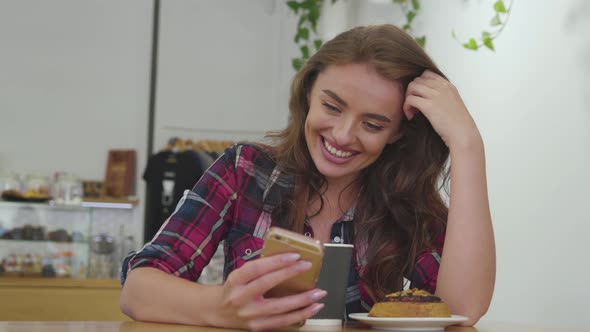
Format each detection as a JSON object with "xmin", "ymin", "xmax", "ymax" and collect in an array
[{"xmin": 120, "ymin": 24, "xmax": 495, "ymax": 331}]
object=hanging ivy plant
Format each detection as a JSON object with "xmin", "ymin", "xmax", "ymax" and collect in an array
[
  {"xmin": 287, "ymin": 0, "xmax": 513, "ymax": 70},
  {"xmin": 393, "ymin": 0, "xmax": 426, "ymax": 48},
  {"xmin": 452, "ymin": 0, "xmax": 512, "ymax": 51},
  {"xmin": 287, "ymin": 0, "xmax": 327, "ymax": 71}
]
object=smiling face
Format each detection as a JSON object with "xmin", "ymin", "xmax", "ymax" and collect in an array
[{"xmin": 304, "ymin": 63, "xmax": 405, "ymax": 186}]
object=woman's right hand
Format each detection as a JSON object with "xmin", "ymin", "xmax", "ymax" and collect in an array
[{"xmin": 211, "ymin": 253, "xmax": 327, "ymax": 331}]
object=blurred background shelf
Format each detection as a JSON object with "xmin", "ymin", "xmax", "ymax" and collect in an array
[{"xmin": 0, "ymin": 200, "xmax": 138, "ymax": 280}]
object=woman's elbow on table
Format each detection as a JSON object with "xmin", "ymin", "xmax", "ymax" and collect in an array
[
  {"xmin": 455, "ymin": 302, "xmax": 490, "ymax": 326},
  {"xmin": 119, "ymin": 284, "xmax": 141, "ymax": 321},
  {"xmin": 119, "ymin": 274, "xmax": 157, "ymax": 322}
]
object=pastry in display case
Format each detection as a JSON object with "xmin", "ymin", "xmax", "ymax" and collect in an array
[
  {"xmin": 0, "ymin": 172, "xmax": 52, "ymax": 203},
  {"xmin": 0, "ymin": 202, "xmax": 91, "ymax": 278},
  {"xmin": 0, "ymin": 200, "xmax": 137, "ymax": 280}
]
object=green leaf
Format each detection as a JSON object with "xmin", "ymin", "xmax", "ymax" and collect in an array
[
  {"xmin": 482, "ymin": 31, "xmax": 492, "ymax": 39},
  {"xmin": 311, "ymin": 20, "xmax": 318, "ymax": 33},
  {"xmin": 411, "ymin": 0, "xmax": 420, "ymax": 10},
  {"xmin": 490, "ymin": 14, "xmax": 502, "ymax": 26},
  {"xmin": 287, "ymin": 1, "xmax": 300, "ymax": 13},
  {"xmin": 300, "ymin": 45, "xmax": 310, "ymax": 58},
  {"xmin": 416, "ymin": 36, "xmax": 426, "ymax": 48},
  {"xmin": 292, "ymin": 58, "xmax": 304, "ymax": 71},
  {"xmin": 483, "ymin": 37, "xmax": 495, "ymax": 51},
  {"xmin": 298, "ymin": 27, "xmax": 309, "ymax": 41},
  {"xmin": 297, "ymin": 14, "xmax": 307, "ymax": 28},
  {"xmin": 493, "ymin": 0, "xmax": 507, "ymax": 13},
  {"xmin": 300, "ymin": 0, "xmax": 313, "ymax": 10},
  {"xmin": 314, "ymin": 39, "xmax": 323, "ymax": 50},
  {"xmin": 463, "ymin": 38, "xmax": 479, "ymax": 50},
  {"xmin": 308, "ymin": 5, "xmax": 320, "ymax": 23},
  {"xmin": 451, "ymin": 30, "xmax": 456, "ymax": 38},
  {"xmin": 403, "ymin": 23, "xmax": 411, "ymax": 31},
  {"xmin": 393, "ymin": 0, "xmax": 406, "ymax": 4},
  {"xmin": 297, "ymin": 15, "xmax": 306, "ymax": 27},
  {"xmin": 406, "ymin": 10, "xmax": 416, "ymax": 23}
]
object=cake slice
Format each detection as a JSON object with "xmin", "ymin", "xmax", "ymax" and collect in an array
[{"xmin": 368, "ymin": 288, "xmax": 451, "ymax": 317}]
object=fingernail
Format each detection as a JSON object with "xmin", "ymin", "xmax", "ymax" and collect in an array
[
  {"xmin": 311, "ymin": 290, "xmax": 327, "ymax": 300},
  {"xmin": 282, "ymin": 253, "xmax": 301, "ymax": 262},
  {"xmin": 311, "ymin": 303, "xmax": 324, "ymax": 313},
  {"xmin": 296, "ymin": 261, "xmax": 312, "ymax": 271}
]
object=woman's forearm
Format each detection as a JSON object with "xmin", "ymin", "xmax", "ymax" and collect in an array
[
  {"xmin": 436, "ymin": 139, "xmax": 496, "ymax": 325},
  {"xmin": 120, "ymin": 267, "xmax": 223, "ymax": 326}
]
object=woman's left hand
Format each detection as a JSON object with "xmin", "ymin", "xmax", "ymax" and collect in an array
[{"xmin": 403, "ymin": 70, "xmax": 482, "ymax": 150}]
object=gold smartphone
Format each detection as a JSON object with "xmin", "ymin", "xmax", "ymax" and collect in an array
[{"xmin": 261, "ymin": 227, "xmax": 324, "ymax": 298}]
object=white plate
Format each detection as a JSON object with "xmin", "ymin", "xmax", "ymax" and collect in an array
[{"xmin": 348, "ymin": 313, "xmax": 468, "ymax": 331}]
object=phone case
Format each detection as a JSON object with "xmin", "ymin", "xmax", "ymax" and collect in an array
[
  {"xmin": 261, "ymin": 227, "xmax": 324, "ymax": 298},
  {"xmin": 311, "ymin": 243, "xmax": 354, "ymax": 320}
]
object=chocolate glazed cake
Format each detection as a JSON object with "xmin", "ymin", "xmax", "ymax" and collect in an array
[{"xmin": 368, "ymin": 288, "xmax": 451, "ymax": 317}]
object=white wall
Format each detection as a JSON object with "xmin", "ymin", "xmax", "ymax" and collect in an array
[
  {"xmin": 348, "ymin": 0, "xmax": 590, "ymax": 328},
  {"xmin": 0, "ymin": 0, "xmax": 151, "ymax": 180},
  {"xmin": 153, "ymin": 0, "xmax": 298, "ymax": 148}
]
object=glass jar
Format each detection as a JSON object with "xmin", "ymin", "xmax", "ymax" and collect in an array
[
  {"xmin": 24, "ymin": 172, "xmax": 50, "ymax": 197},
  {"xmin": 0, "ymin": 172, "xmax": 22, "ymax": 194},
  {"xmin": 53, "ymin": 173, "xmax": 83, "ymax": 205},
  {"xmin": 89, "ymin": 233, "xmax": 116, "ymax": 279}
]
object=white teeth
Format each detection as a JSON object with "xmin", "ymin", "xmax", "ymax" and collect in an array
[{"xmin": 323, "ymin": 139, "xmax": 353, "ymax": 158}]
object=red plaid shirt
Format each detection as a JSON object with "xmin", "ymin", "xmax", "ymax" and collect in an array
[{"xmin": 122, "ymin": 144, "xmax": 444, "ymax": 314}]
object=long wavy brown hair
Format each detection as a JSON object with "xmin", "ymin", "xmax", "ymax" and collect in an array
[{"xmin": 266, "ymin": 24, "xmax": 450, "ymax": 299}]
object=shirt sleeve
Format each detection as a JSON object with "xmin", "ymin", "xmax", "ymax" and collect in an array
[
  {"xmin": 121, "ymin": 145, "xmax": 243, "ymax": 284},
  {"xmin": 408, "ymin": 234, "xmax": 445, "ymax": 293}
]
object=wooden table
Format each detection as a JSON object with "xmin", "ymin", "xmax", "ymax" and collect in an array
[{"xmin": 0, "ymin": 321, "xmax": 585, "ymax": 332}]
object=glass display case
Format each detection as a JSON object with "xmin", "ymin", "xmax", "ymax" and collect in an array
[{"xmin": 0, "ymin": 200, "xmax": 137, "ymax": 279}]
